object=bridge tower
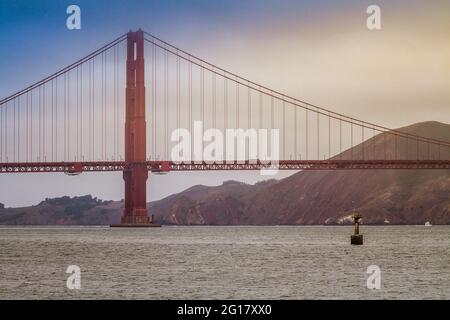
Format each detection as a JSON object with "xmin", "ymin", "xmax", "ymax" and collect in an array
[{"xmin": 113, "ymin": 29, "xmax": 159, "ymax": 227}]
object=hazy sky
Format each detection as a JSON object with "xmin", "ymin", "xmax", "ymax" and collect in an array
[{"xmin": 1, "ymin": 0, "xmax": 449, "ymax": 207}]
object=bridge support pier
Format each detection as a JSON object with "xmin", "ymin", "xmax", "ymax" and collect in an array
[{"xmin": 111, "ymin": 29, "xmax": 160, "ymax": 228}]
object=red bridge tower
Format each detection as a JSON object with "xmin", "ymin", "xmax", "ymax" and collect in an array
[{"xmin": 112, "ymin": 30, "xmax": 159, "ymax": 227}]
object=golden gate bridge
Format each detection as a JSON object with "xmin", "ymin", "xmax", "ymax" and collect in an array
[{"xmin": 0, "ymin": 29, "xmax": 449, "ymax": 225}]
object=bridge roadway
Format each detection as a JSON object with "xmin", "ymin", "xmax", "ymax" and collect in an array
[{"xmin": 1, "ymin": 160, "xmax": 449, "ymax": 174}]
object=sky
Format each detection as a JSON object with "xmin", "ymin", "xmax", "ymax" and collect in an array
[{"xmin": 0, "ymin": 0, "xmax": 449, "ymax": 207}]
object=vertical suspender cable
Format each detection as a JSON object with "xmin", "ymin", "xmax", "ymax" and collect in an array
[
  {"xmin": 259, "ymin": 87, "xmax": 262, "ymax": 131},
  {"xmin": 26, "ymin": 92, "xmax": 28, "ymax": 161},
  {"xmin": 1, "ymin": 104, "xmax": 3, "ymax": 161},
  {"xmin": 201, "ymin": 64, "xmax": 204, "ymax": 127},
  {"xmin": 405, "ymin": 136, "xmax": 408, "ymax": 160},
  {"xmin": 43, "ymin": 84, "xmax": 45, "ymax": 161},
  {"xmin": 416, "ymin": 137, "xmax": 419, "ymax": 160},
  {"xmin": 350, "ymin": 122, "xmax": 353, "ymax": 160},
  {"xmin": 5, "ymin": 102, "xmax": 7, "ymax": 160},
  {"xmin": 305, "ymin": 109, "xmax": 308, "ymax": 160},
  {"xmin": 92, "ymin": 57, "xmax": 95, "ymax": 160},
  {"xmin": 104, "ymin": 52, "xmax": 107, "ymax": 159},
  {"xmin": 212, "ymin": 72, "xmax": 216, "ymax": 130},
  {"xmin": 0, "ymin": 104, "xmax": 2, "ymax": 161},
  {"xmin": 177, "ymin": 53, "xmax": 180, "ymax": 156},
  {"xmin": 68, "ymin": 71, "xmax": 70, "ymax": 160},
  {"xmin": 248, "ymin": 83, "xmax": 251, "ymax": 130},
  {"xmin": 116, "ymin": 45, "xmax": 120, "ymax": 160},
  {"xmin": 114, "ymin": 46, "xmax": 116, "ymax": 160},
  {"xmin": 80, "ymin": 64, "xmax": 83, "ymax": 160},
  {"xmin": 101, "ymin": 52, "xmax": 104, "ymax": 160},
  {"xmin": 5, "ymin": 103, "xmax": 7, "ymax": 161},
  {"xmin": 39, "ymin": 87, "xmax": 41, "ymax": 160},
  {"xmin": 13, "ymin": 99, "xmax": 15, "ymax": 162},
  {"xmin": 224, "ymin": 75, "xmax": 228, "ymax": 131},
  {"xmin": 373, "ymin": 128, "xmax": 375, "ymax": 160},
  {"xmin": 90, "ymin": 58, "xmax": 93, "ymax": 160},
  {"xmin": 51, "ymin": 80, "xmax": 54, "ymax": 161},
  {"xmin": 55, "ymin": 78, "xmax": 58, "ymax": 161},
  {"xmin": 236, "ymin": 79, "xmax": 239, "ymax": 129},
  {"xmin": 248, "ymin": 84, "xmax": 251, "ymax": 159},
  {"xmin": 362, "ymin": 125, "xmax": 364, "ymax": 160},
  {"xmin": 294, "ymin": 104, "xmax": 297, "ymax": 159},
  {"xmin": 152, "ymin": 43, "xmax": 157, "ymax": 159},
  {"xmin": 339, "ymin": 118, "xmax": 342, "ymax": 159},
  {"xmin": 18, "ymin": 97, "xmax": 20, "ymax": 161},
  {"xmin": 282, "ymin": 101, "xmax": 285, "ymax": 159},
  {"xmin": 317, "ymin": 110, "xmax": 319, "ymax": 160},
  {"xmin": 104, "ymin": 51, "xmax": 107, "ymax": 160},
  {"xmin": 76, "ymin": 66, "xmax": 79, "ymax": 160},
  {"xmin": 395, "ymin": 134, "xmax": 398, "ymax": 160},
  {"xmin": 270, "ymin": 95, "xmax": 274, "ymax": 158},
  {"xmin": 164, "ymin": 49, "xmax": 168, "ymax": 160},
  {"xmin": 189, "ymin": 61, "xmax": 192, "ymax": 159},
  {"xmin": 64, "ymin": 74, "xmax": 67, "ymax": 161},
  {"xmin": 328, "ymin": 113, "xmax": 331, "ymax": 159},
  {"xmin": 30, "ymin": 92, "xmax": 33, "ymax": 161}
]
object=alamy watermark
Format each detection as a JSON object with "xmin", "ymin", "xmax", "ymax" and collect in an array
[
  {"xmin": 366, "ymin": 5, "xmax": 381, "ymax": 30},
  {"xmin": 66, "ymin": 5, "xmax": 81, "ymax": 30},
  {"xmin": 66, "ymin": 265, "xmax": 81, "ymax": 290},
  {"xmin": 171, "ymin": 121, "xmax": 280, "ymax": 176},
  {"xmin": 366, "ymin": 265, "xmax": 381, "ymax": 290}
]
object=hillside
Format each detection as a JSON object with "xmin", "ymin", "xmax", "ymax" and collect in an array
[
  {"xmin": 0, "ymin": 196, "xmax": 122, "ymax": 225},
  {"xmin": 148, "ymin": 121, "xmax": 450, "ymax": 225}
]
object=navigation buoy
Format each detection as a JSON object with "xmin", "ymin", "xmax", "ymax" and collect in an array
[{"xmin": 351, "ymin": 213, "xmax": 363, "ymax": 245}]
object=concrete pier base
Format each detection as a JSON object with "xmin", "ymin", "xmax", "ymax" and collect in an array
[
  {"xmin": 110, "ymin": 214, "xmax": 161, "ymax": 228},
  {"xmin": 110, "ymin": 223, "xmax": 161, "ymax": 228}
]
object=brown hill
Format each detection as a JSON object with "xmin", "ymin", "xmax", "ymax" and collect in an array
[
  {"xmin": 148, "ymin": 121, "xmax": 450, "ymax": 225},
  {"xmin": 0, "ymin": 195, "xmax": 122, "ymax": 225}
]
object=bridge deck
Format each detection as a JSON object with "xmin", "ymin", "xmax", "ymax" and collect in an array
[{"xmin": 0, "ymin": 160, "xmax": 449, "ymax": 173}]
